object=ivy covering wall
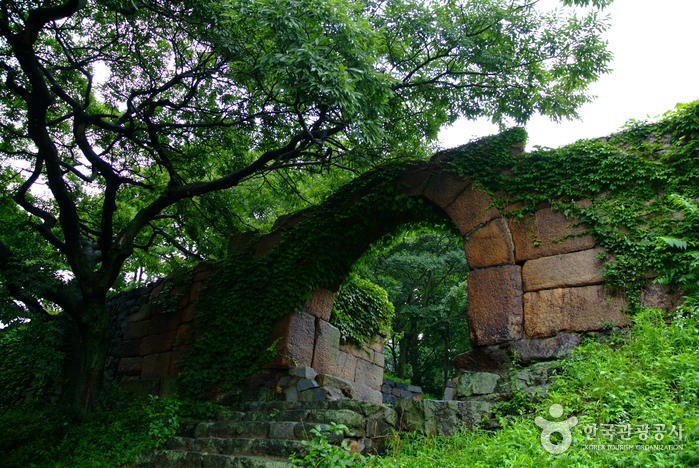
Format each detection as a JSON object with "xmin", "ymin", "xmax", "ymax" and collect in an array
[{"xmin": 177, "ymin": 101, "xmax": 698, "ymax": 398}]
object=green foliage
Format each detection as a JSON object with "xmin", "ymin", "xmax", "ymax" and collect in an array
[
  {"xmin": 353, "ymin": 227, "xmax": 469, "ymax": 395},
  {"xmin": 330, "ymin": 275, "xmax": 394, "ymax": 345},
  {"xmin": 290, "ymin": 423, "xmax": 365, "ymax": 468},
  {"xmin": 368, "ymin": 305, "xmax": 699, "ymax": 467},
  {"xmin": 445, "ymin": 101, "xmax": 699, "ymax": 302},
  {"xmin": 656, "ymin": 195, "xmax": 699, "ymax": 298},
  {"xmin": 1, "ymin": 395, "xmax": 181, "ymax": 467},
  {"xmin": 177, "ymin": 163, "xmax": 446, "ymax": 397},
  {"xmin": 0, "ymin": 317, "xmax": 64, "ymax": 406}
]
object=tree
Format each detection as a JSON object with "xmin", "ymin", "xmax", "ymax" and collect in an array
[
  {"xmin": 0, "ymin": 0, "xmax": 612, "ymax": 408},
  {"xmin": 354, "ymin": 227, "xmax": 470, "ymax": 395}
]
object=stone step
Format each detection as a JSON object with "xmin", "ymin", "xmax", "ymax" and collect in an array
[
  {"xmin": 234, "ymin": 399, "xmax": 384, "ymax": 414},
  {"xmin": 166, "ymin": 436, "xmax": 307, "ymax": 459},
  {"xmin": 145, "ymin": 450, "xmax": 292, "ymax": 468},
  {"xmin": 239, "ymin": 408, "xmax": 365, "ymax": 429},
  {"xmin": 191, "ymin": 420, "xmax": 353, "ymax": 440}
]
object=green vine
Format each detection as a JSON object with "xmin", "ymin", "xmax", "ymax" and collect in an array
[
  {"xmin": 330, "ymin": 274, "xmax": 394, "ymax": 346},
  {"xmin": 177, "ymin": 100, "xmax": 698, "ymax": 398}
]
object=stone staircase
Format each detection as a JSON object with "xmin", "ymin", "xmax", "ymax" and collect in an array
[{"xmin": 139, "ymin": 400, "xmax": 397, "ymax": 468}]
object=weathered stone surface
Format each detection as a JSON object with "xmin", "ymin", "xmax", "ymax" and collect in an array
[
  {"xmin": 465, "ymin": 218, "xmax": 515, "ymax": 267},
  {"xmin": 373, "ymin": 349, "xmax": 385, "ymax": 368},
  {"xmin": 118, "ymin": 339, "xmax": 141, "ymax": 358},
  {"xmin": 640, "ymin": 283, "xmax": 684, "ymax": 311},
  {"xmin": 284, "ymin": 386, "xmax": 298, "ymax": 402},
  {"xmin": 304, "ymin": 289, "xmax": 336, "ymax": 321},
  {"xmin": 317, "ymin": 374, "xmax": 356, "ymax": 398},
  {"xmin": 265, "ymin": 311, "xmax": 316, "ymax": 368},
  {"xmin": 353, "ymin": 383, "xmax": 383, "ymax": 404},
  {"xmin": 141, "ymin": 352, "xmax": 172, "ymax": 378},
  {"xmin": 254, "ymin": 231, "xmax": 281, "ymax": 257},
  {"xmin": 513, "ymin": 361, "xmax": 560, "ymax": 389},
  {"xmin": 509, "ymin": 333, "xmax": 581, "ymax": 364},
  {"xmin": 125, "ymin": 320, "xmax": 150, "ymax": 339},
  {"xmin": 443, "ymin": 387, "xmax": 456, "ymax": 401},
  {"xmin": 227, "ymin": 231, "xmax": 259, "ymax": 255},
  {"xmin": 455, "ymin": 372, "xmax": 500, "ymax": 397},
  {"xmin": 296, "ymin": 378, "xmax": 319, "ymax": 392},
  {"xmin": 396, "ymin": 166, "xmax": 432, "ymax": 197},
  {"xmin": 444, "ymin": 187, "xmax": 500, "ymax": 235},
  {"xmin": 127, "ymin": 304, "xmax": 150, "ymax": 322},
  {"xmin": 138, "ymin": 331, "xmax": 176, "ymax": 355},
  {"xmin": 289, "ymin": 366, "xmax": 318, "ymax": 380},
  {"xmin": 320, "ymin": 386, "xmax": 347, "ymax": 401},
  {"xmin": 334, "ymin": 351, "xmax": 358, "ymax": 381},
  {"xmin": 339, "ymin": 343, "xmax": 373, "ymax": 361},
  {"xmin": 508, "ymin": 207, "xmax": 596, "ymax": 261},
  {"xmin": 423, "ymin": 173, "xmax": 471, "ymax": 208},
  {"xmin": 524, "ymin": 285, "xmax": 629, "ymax": 337},
  {"xmin": 269, "ymin": 421, "xmax": 297, "ymax": 440},
  {"xmin": 396, "ymin": 399, "xmax": 493, "ymax": 435},
  {"xmin": 117, "ymin": 357, "xmax": 143, "ymax": 376},
  {"xmin": 453, "ymin": 345, "xmax": 512, "ymax": 372},
  {"xmin": 522, "ymin": 248, "xmax": 605, "ymax": 292},
  {"xmin": 299, "ymin": 387, "xmax": 327, "ymax": 402},
  {"xmin": 311, "ymin": 320, "xmax": 341, "ymax": 375},
  {"xmin": 355, "ymin": 359, "xmax": 383, "ymax": 390},
  {"xmin": 467, "ymin": 265, "xmax": 523, "ymax": 345},
  {"xmin": 147, "ymin": 313, "xmax": 182, "ymax": 335}
]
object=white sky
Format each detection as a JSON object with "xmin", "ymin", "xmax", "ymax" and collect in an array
[{"xmin": 438, "ymin": 0, "xmax": 699, "ymax": 150}]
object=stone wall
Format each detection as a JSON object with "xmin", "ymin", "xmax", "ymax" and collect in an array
[
  {"xmin": 381, "ymin": 378, "xmax": 423, "ymax": 405},
  {"xmin": 109, "ymin": 264, "xmax": 213, "ymax": 396},
  {"xmin": 108, "ymin": 151, "xmax": 682, "ymax": 401},
  {"xmin": 263, "ymin": 288, "xmax": 385, "ymax": 404}
]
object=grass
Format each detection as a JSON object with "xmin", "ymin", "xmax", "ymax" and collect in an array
[{"xmin": 366, "ymin": 305, "xmax": 699, "ymax": 467}]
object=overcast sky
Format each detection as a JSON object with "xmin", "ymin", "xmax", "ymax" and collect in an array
[{"xmin": 438, "ymin": 0, "xmax": 699, "ymax": 150}]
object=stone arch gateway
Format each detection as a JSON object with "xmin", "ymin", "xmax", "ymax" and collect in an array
[{"xmin": 109, "ymin": 129, "xmax": 680, "ymax": 401}]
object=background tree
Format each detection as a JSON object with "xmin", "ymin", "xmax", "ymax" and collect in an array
[
  {"xmin": 354, "ymin": 226, "xmax": 470, "ymax": 396},
  {"xmin": 0, "ymin": 0, "xmax": 612, "ymax": 408}
]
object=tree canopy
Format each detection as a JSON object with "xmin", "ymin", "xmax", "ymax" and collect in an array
[{"xmin": 0, "ymin": 0, "xmax": 612, "ymax": 407}]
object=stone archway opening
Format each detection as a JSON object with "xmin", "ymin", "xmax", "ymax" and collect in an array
[{"xmin": 338, "ymin": 223, "xmax": 472, "ymax": 404}]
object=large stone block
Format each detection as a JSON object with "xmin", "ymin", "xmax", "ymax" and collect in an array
[
  {"xmin": 117, "ymin": 357, "xmax": 143, "ymax": 376},
  {"xmin": 147, "ymin": 313, "xmax": 182, "ymax": 335},
  {"xmin": 353, "ymin": 383, "xmax": 383, "ymax": 404},
  {"xmin": 455, "ymin": 372, "xmax": 500, "ymax": 397},
  {"xmin": 423, "ymin": 173, "xmax": 471, "ymax": 208},
  {"xmin": 303, "ymin": 289, "xmax": 336, "ymax": 321},
  {"xmin": 139, "ymin": 331, "xmax": 176, "ymax": 355},
  {"xmin": 465, "ymin": 217, "xmax": 515, "ymax": 267},
  {"xmin": 125, "ymin": 320, "xmax": 150, "ymax": 339},
  {"xmin": 444, "ymin": 188, "xmax": 500, "ymax": 235},
  {"xmin": 508, "ymin": 207, "xmax": 596, "ymax": 261},
  {"xmin": 311, "ymin": 319, "xmax": 341, "ymax": 375},
  {"xmin": 355, "ymin": 358, "xmax": 384, "ymax": 390},
  {"xmin": 141, "ymin": 352, "xmax": 172, "ymax": 378},
  {"xmin": 265, "ymin": 310, "xmax": 316, "ymax": 368},
  {"xmin": 453, "ymin": 345, "xmax": 511, "ymax": 372},
  {"xmin": 317, "ymin": 373, "xmax": 356, "ymax": 398},
  {"xmin": 335, "ymin": 351, "xmax": 358, "ymax": 381},
  {"xmin": 396, "ymin": 399, "xmax": 493, "ymax": 435},
  {"xmin": 467, "ymin": 265, "xmax": 523, "ymax": 345},
  {"xmin": 339, "ymin": 343, "xmax": 373, "ymax": 361},
  {"xmin": 509, "ymin": 333, "xmax": 581, "ymax": 364},
  {"xmin": 523, "ymin": 285, "xmax": 629, "ymax": 337},
  {"xmin": 396, "ymin": 166, "xmax": 432, "ymax": 197},
  {"xmin": 522, "ymin": 248, "xmax": 606, "ymax": 292},
  {"xmin": 640, "ymin": 283, "xmax": 684, "ymax": 311}
]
